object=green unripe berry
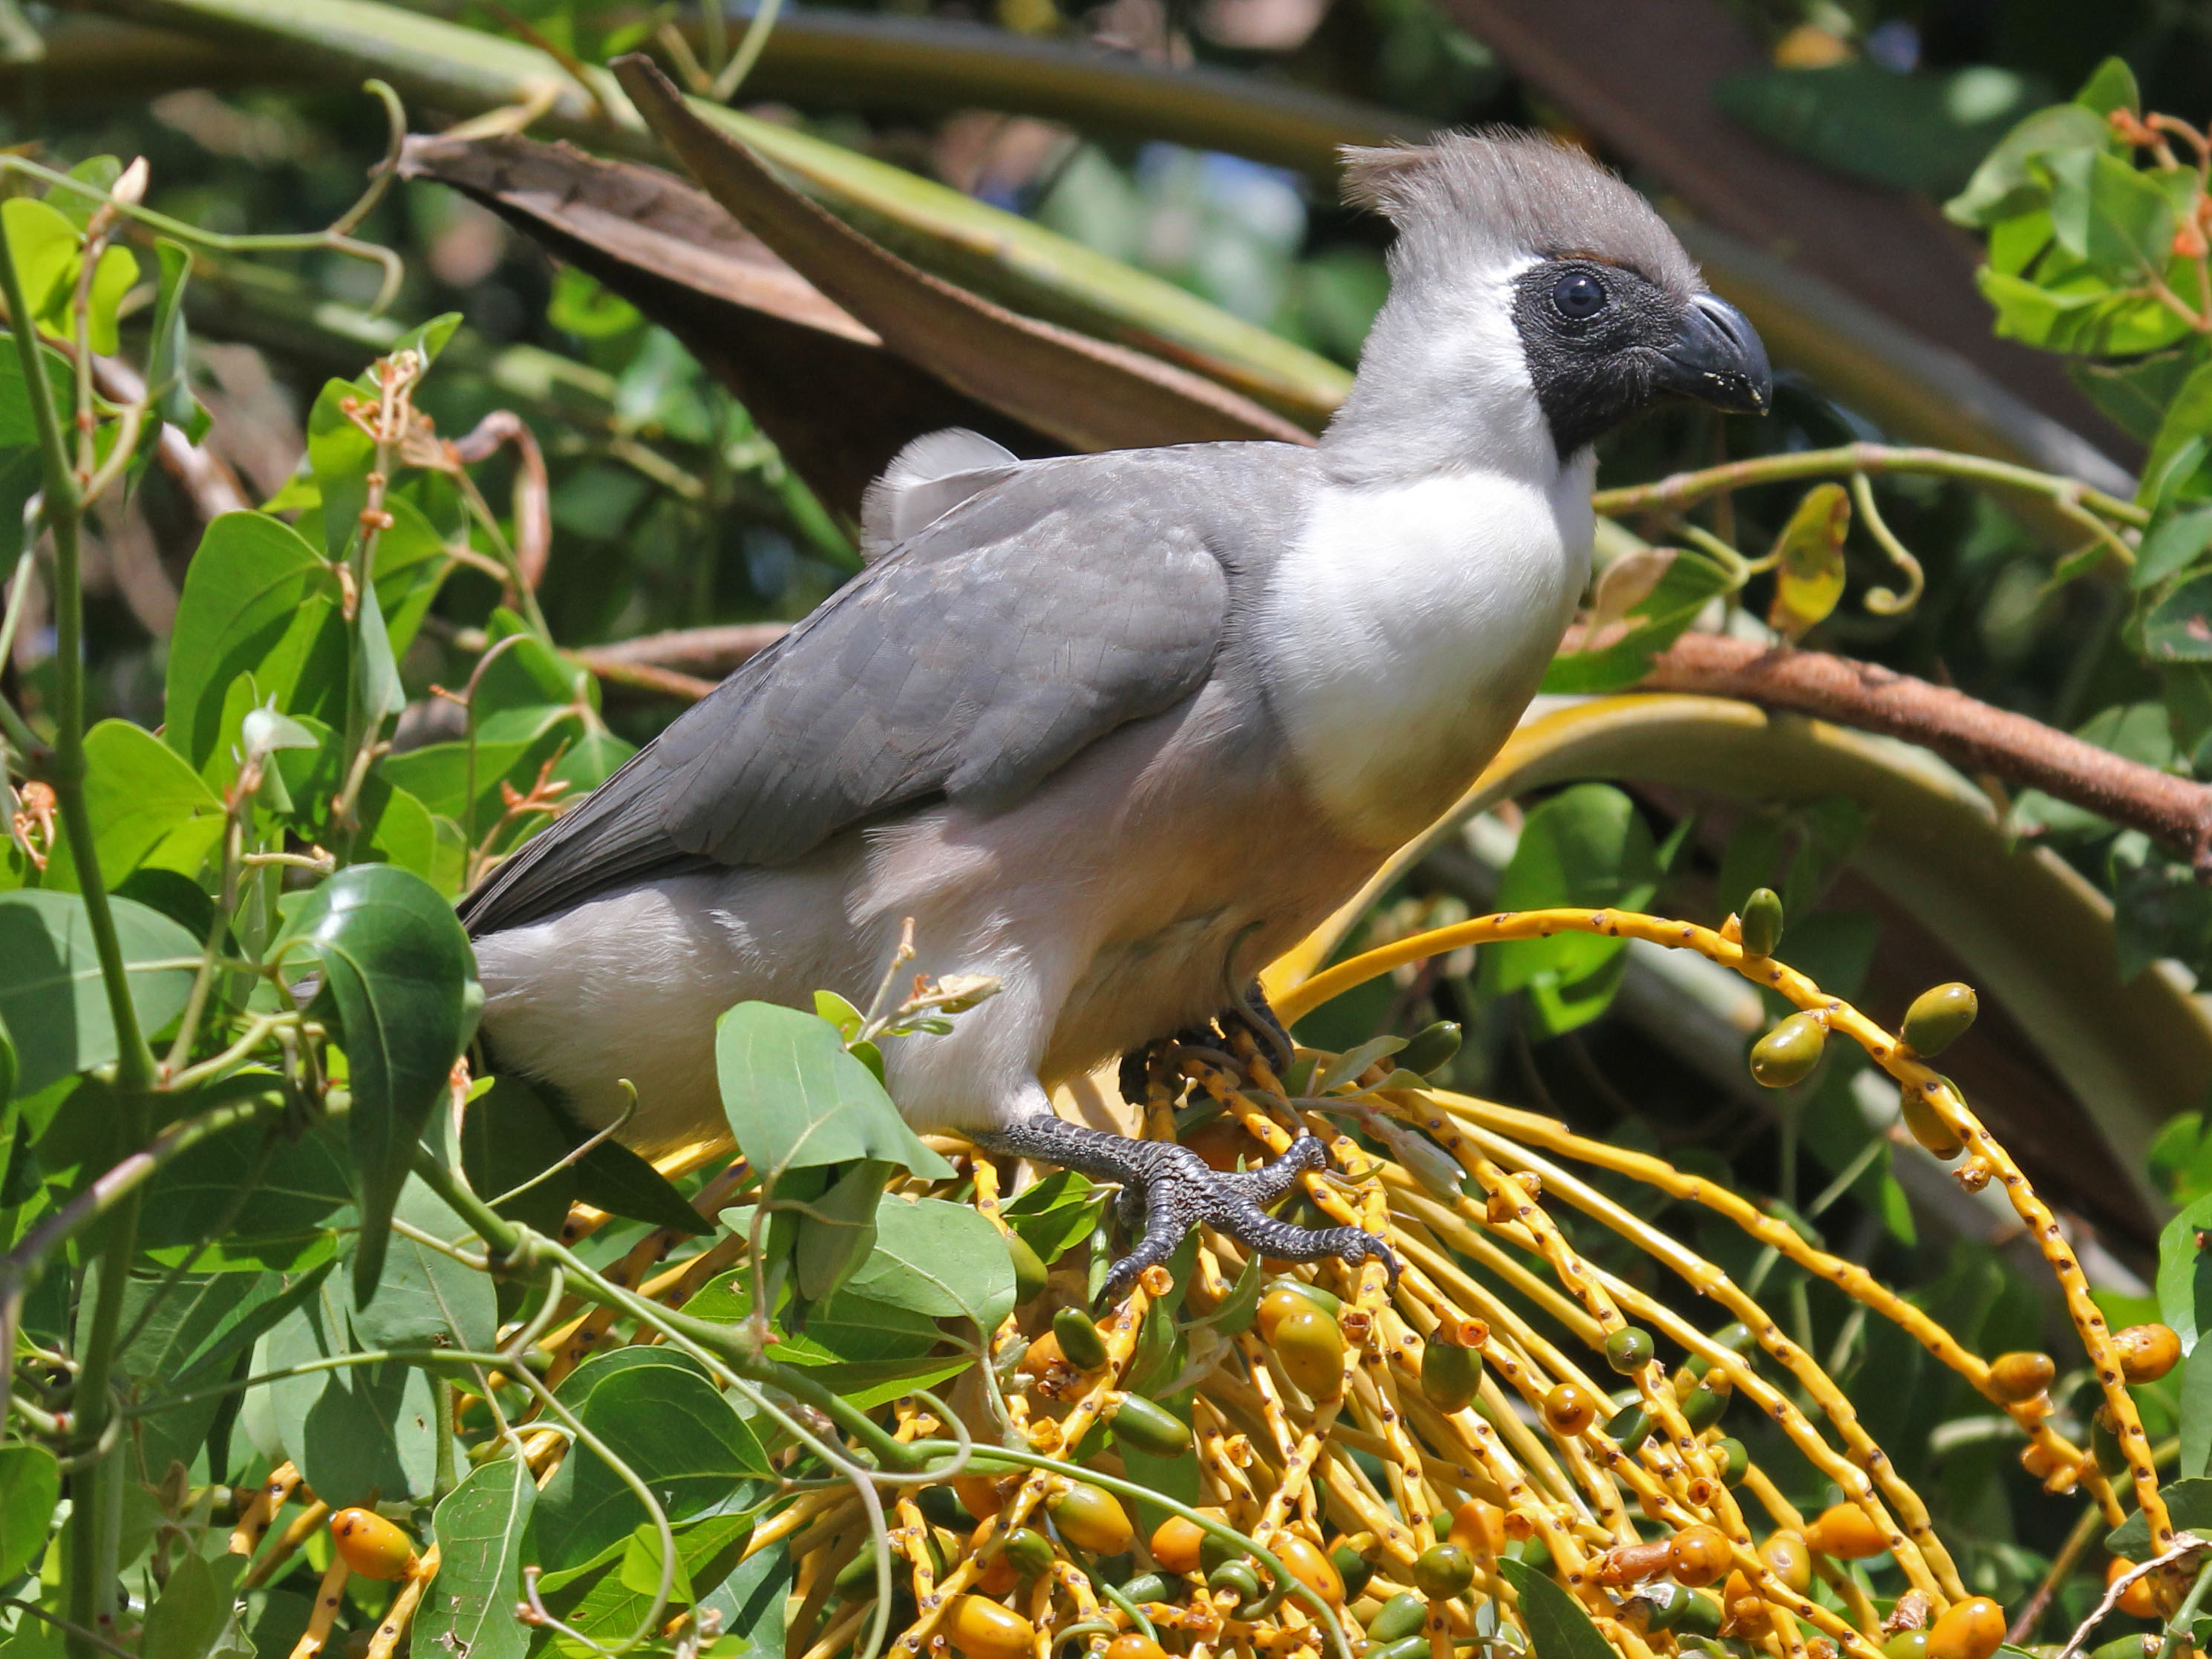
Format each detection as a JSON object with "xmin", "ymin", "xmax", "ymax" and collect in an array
[
  {"xmin": 1712, "ymin": 1438, "xmax": 1749, "ymax": 1486},
  {"xmin": 1749, "ymin": 1012, "xmax": 1826, "ymax": 1088},
  {"xmin": 1739, "ymin": 888, "xmax": 1784, "ymax": 958},
  {"xmin": 1902, "ymin": 982, "xmax": 1977, "ymax": 1057},
  {"xmin": 1420, "ymin": 1341, "xmax": 1482, "ymax": 1413},
  {"xmin": 1900, "ymin": 1086, "xmax": 1964, "ymax": 1159},
  {"xmin": 1366, "ymin": 1593, "xmax": 1427, "ymax": 1643},
  {"xmin": 1118, "ymin": 1571, "xmax": 1174, "ymax": 1603},
  {"xmin": 1331, "ymin": 1545, "xmax": 1372, "ymax": 1602},
  {"xmin": 1605, "ymin": 1326, "xmax": 1655, "ymax": 1373},
  {"xmin": 1368, "ymin": 1638, "xmax": 1429, "ymax": 1659},
  {"xmin": 1053, "ymin": 1306, "xmax": 1109, "ymax": 1371},
  {"xmin": 1682, "ymin": 1383, "xmax": 1729, "ymax": 1433},
  {"xmin": 1003, "ymin": 1528, "xmax": 1054, "ymax": 1580},
  {"xmin": 1604, "ymin": 1402, "xmax": 1654, "ymax": 1449},
  {"xmin": 1397, "ymin": 1021, "xmax": 1464, "ymax": 1078},
  {"xmin": 1412, "ymin": 1542, "xmax": 1475, "ymax": 1599},
  {"xmin": 1008, "ymin": 1233, "xmax": 1048, "ymax": 1305},
  {"xmin": 1882, "ymin": 1632, "xmax": 1931, "ymax": 1659}
]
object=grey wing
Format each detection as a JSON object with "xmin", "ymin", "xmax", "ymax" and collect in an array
[{"xmin": 460, "ymin": 451, "xmax": 1234, "ymax": 936}]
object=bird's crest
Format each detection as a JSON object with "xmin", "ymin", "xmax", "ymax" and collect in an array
[{"xmin": 1340, "ymin": 129, "xmax": 1698, "ymax": 299}]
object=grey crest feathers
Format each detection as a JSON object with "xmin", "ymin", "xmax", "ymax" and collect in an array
[
  {"xmin": 1339, "ymin": 131, "xmax": 1699, "ymax": 299},
  {"xmin": 859, "ymin": 429, "xmax": 1022, "ymax": 563}
]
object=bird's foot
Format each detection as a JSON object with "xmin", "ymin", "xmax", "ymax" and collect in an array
[{"xmin": 972, "ymin": 1115, "xmax": 1397, "ymax": 1306}]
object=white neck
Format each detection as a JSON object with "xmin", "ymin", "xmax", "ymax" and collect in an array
[{"xmin": 1258, "ymin": 264, "xmax": 1593, "ymax": 846}]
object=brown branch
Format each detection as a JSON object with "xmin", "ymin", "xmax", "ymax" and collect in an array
[
  {"xmin": 1640, "ymin": 633, "xmax": 2212, "ymax": 876},
  {"xmin": 570, "ymin": 618, "xmax": 2212, "ymax": 878}
]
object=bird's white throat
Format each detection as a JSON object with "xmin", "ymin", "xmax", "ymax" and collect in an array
[{"xmin": 1259, "ymin": 454, "xmax": 1595, "ymax": 846}]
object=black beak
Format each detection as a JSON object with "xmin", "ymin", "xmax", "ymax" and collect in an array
[{"xmin": 1657, "ymin": 293, "xmax": 1772, "ymax": 414}]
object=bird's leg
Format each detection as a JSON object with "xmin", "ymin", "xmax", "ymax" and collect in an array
[
  {"xmin": 1217, "ymin": 980, "xmax": 1296, "ymax": 1075},
  {"xmin": 971, "ymin": 1114, "xmax": 1397, "ymax": 1306}
]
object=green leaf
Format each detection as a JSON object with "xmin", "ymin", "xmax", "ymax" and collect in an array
[
  {"xmin": 2183, "ymin": 1339, "xmax": 2212, "ymax": 1480},
  {"xmin": 141, "ymin": 1554, "xmax": 247, "ymax": 1659},
  {"xmin": 2144, "ymin": 362, "xmax": 2212, "ymax": 512},
  {"xmin": 352, "ymin": 566, "xmax": 409, "ymax": 726},
  {"xmin": 2135, "ymin": 508, "xmax": 2212, "ymax": 590},
  {"xmin": 263, "ymin": 1274, "xmax": 441, "ymax": 1506},
  {"xmin": 275, "ymin": 864, "xmax": 480, "ymax": 1304},
  {"xmin": 0, "ymin": 1444, "xmax": 60, "ymax": 1582},
  {"xmin": 1766, "ymin": 483, "xmax": 1850, "ymax": 642},
  {"xmin": 1500, "ymin": 1559, "xmax": 1615, "ymax": 1659},
  {"xmin": 793, "ymin": 1158, "xmax": 893, "ymax": 1303},
  {"xmin": 1542, "ymin": 548, "xmax": 1732, "ymax": 695},
  {"xmin": 2075, "ymin": 56, "xmax": 2141, "ymax": 117},
  {"xmin": 147, "ymin": 238, "xmax": 207, "ymax": 440},
  {"xmin": 1000, "ymin": 1170, "xmax": 1106, "ymax": 1264},
  {"xmin": 1476, "ymin": 784, "xmax": 1660, "ymax": 1036},
  {"xmin": 2159, "ymin": 1194, "xmax": 2212, "ymax": 1355},
  {"xmin": 349, "ymin": 1174, "xmax": 499, "ymax": 1353},
  {"xmin": 571, "ymin": 1130, "xmax": 716, "ymax": 1236},
  {"xmin": 2046, "ymin": 149, "xmax": 2176, "ymax": 277},
  {"xmin": 2141, "ymin": 572, "xmax": 2212, "ymax": 661},
  {"xmin": 536, "ymin": 1351, "xmax": 771, "ymax": 1571},
  {"xmin": 43, "ymin": 719, "xmax": 225, "ymax": 894},
  {"xmin": 0, "ymin": 889, "xmax": 199, "ymax": 1095},
  {"xmin": 82, "ymin": 244, "xmax": 138, "ymax": 358},
  {"xmin": 1, "ymin": 197, "xmax": 82, "ymax": 322},
  {"xmin": 547, "ymin": 1514, "xmax": 757, "ymax": 1656},
  {"xmin": 696, "ymin": 1534, "xmax": 790, "ymax": 1659},
  {"xmin": 163, "ymin": 512, "xmax": 344, "ymax": 775},
  {"xmin": 141, "ymin": 1115, "xmax": 353, "ymax": 1250},
  {"xmin": 306, "ymin": 378, "xmax": 374, "ymax": 564},
  {"xmin": 417, "ymin": 1453, "xmax": 537, "ymax": 1659},
  {"xmin": 841, "ymin": 1194, "xmax": 1016, "ymax": 1335},
  {"xmin": 714, "ymin": 1003, "xmax": 951, "ymax": 1181},
  {"xmin": 2107, "ymin": 1475, "xmax": 2212, "ymax": 1556},
  {"xmin": 1977, "ymin": 267, "xmax": 2192, "ymax": 357},
  {"xmin": 463, "ymin": 1073, "xmax": 579, "ymax": 1239},
  {"xmin": 1946, "ymin": 102, "xmax": 2112, "ymax": 226},
  {"xmin": 2072, "ymin": 348, "xmax": 2206, "ymax": 445}
]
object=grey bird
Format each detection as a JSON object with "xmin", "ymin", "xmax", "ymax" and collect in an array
[{"xmin": 461, "ymin": 131, "xmax": 1771, "ymax": 1299}]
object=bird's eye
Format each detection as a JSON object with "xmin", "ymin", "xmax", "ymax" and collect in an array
[{"xmin": 1552, "ymin": 271, "xmax": 1607, "ymax": 320}]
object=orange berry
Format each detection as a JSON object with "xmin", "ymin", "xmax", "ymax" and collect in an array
[
  {"xmin": 1759, "ymin": 1531, "xmax": 1812, "ymax": 1594},
  {"xmin": 975, "ymin": 1551, "xmax": 1019, "ymax": 1596},
  {"xmin": 1668, "ymin": 1525, "xmax": 1731, "ymax": 1588},
  {"xmin": 947, "ymin": 1597, "xmax": 1035, "ymax": 1659},
  {"xmin": 1542, "ymin": 1383, "xmax": 1596, "ymax": 1435},
  {"xmin": 2115, "ymin": 1323, "xmax": 2182, "ymax": 1384},
  {"xmin": 1448, "ymin": 1499, "xmax": 1506, "ymax": 1557},
  {"xmin": 2110, "ymin": 1559, "xmax": 2160, "ymax": 1620},
  {"xmin": 955, "ymin": 1478, "xmax": 1007, "ymax": 1520},
  {"xmin": 1987, "ymin": 1352, "xmax": 2055, "ymax": 1403},
  {"xmin": 1926, "ymin": 1597, "xmax": 2005, "ymax": 1659},
  {"xmin": 1104, "ymin": 1639, "xmax": 1167, "ymax": 1659},
  {"xmin": 330, "ymin": 1508, "xmax": 418, "ymax": 1583},
  {"xmin": 1047, "ymin": 1483, "xmax": 1133, "ymax": 1556},
  {"xmin": 1803, "ymin": 1502, "xmax": 1889, "ymax": 1561},
  {"xmin": 1184, "ymin": 1120, "xmax": 1258, "ymax": 1174},
  {"xmin": 1271, "ymin": 1533, "xmax": 1345, "ymax": 1606},
  {"xmin": 1150, "ymin": 1513, "xmax": 1209, "ymax": 1576}
]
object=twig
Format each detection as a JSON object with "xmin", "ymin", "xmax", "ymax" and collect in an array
[
  {"xmin": 1634, "ymin": 630, "xmax": 2212, "ymax": 875},
  {"xmin": 2058, "ymin": 1536, "xmax": 2208, "ymax": 1659}
]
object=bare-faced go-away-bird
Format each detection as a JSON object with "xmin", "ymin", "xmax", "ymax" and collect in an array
[{"xmin": 460, "ymin": 131, "xmax": 1772, "ymax": 1300}]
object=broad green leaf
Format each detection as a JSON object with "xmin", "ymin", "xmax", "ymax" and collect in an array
[
  {"xmin": 275, "ymin": 864, "xmax": 480, "ymax": 1304},
  {"xmin": 306, "ymin": 377, "xmax": 374, "ymax": 564},
  {"xmin": 262, "ymin": 1276, "xmax": 441, "ymax": 1505},
  {"xmin": 82, "ymin": 244, "xmax": 139, "ymax": 358},
  {"xmin": 2142, "ymin": 573, "xmax": 2212, "ymax": 662},
  {"xmin": 349, "ymin": 1174, "xmax": 498, "ymax": 1353},
  {"xmin": 2145, "ymin": 361, "xmax": 2212, "ymax": 512},
  {"xmin": 43, "ymin": 719, "xmax": 225, "ymax": 895},
  {"xmin": 352, "ymin": 567, "xmax": 409, "ymax": 726},
  {"xmin": 2108, "ymin": 1475, "xmax": 2212, "ymax": 1555},
  {"xmin": 2185, "ymin": 1340, "xmax": 2212, "ymax": 1480},
  {"xmin": 1766, "ymin": 483, "xmax": 1850, "ymax": 642},
  {"xmin": 382, "ymin": 730, "xmax": 572, "ymax": 841},
  {"xmin": 547, "ymin": 1513, "xmax": 756, "ymax": 1656},
  {"xmin": 417, "ymin": 1453, "xmax": 536, "ymax": 1659},
  {"xmin": 147, "ymin": 238, "xmax": 206, "ymax": 440},
  {"xmin": 570, "ymin": 1130, "xmax": 716, "ymax": 1236},
  {"xmin": 1476, "ymin": 784, "xmax": 1660, "ymax": 1036},
  {"xmin": 2159, "ymin": 1194, "xmax": 2212, "ymax": 1355},
  {"xmin": 1000, "ymin": 1169, "xmax": 1105, "ymax": 1264},
  {"xmin": 475, "ymin": 607, "xmax": 590, "ymax": 718},
  {"xmin": 535, "ymin": 1350, "xmax": 771, "ymax": 1571},
  {"xmin": 463, "ymin": 1072, "xmax": 579, "ymax": 1239},
  {"xmin": 1501, "ymin": 1559, "xmax": 1615, "ymax": 1659},
  {"xmin": 1, "ymin": 197, "xmax": 81, "ymax": 322},
  {"xmin": 793, "ymin": 1158, "xmax": 893, "ymax": 1303},
  {"xmin": 1978, "ymin": 267, "xmax": 2193, "ymax": 358},
  {"xmin": 2046, "ymin": 149, "xmax": 2178, "ymax": 277},
  {"xmin": 1945, "ymin": 102, "xmax": 2112, "ymax": 227},
  {"xmin": 696, "ymin": 1536, "xmax": 790, "ymax": 1659},
  {"xmin": 682, "ymin": 1274, "xmax": 939, "ymax": 1369},
  {"xmin": 1542, "ymin": 547, "xmax": 1732, "ymax": 695},
  {"xmin": 0, "ymin": 1444, "xmax": 60, "ymax": 1581},
  {"xmin": 714, "ymin": 1002, "xmax": 950, "ymax": 1181},
  {"xmin": 2073, "ymin": 347, "xmax": 2206, "ymax": 445},
  {"xmin": 2136, "ymin": 507, "xmax": 2212, "ymax": 590},
  {"xmin": 163, "ymin": 512, "xmax": 344, "ymax": 774},
  {"xmin": 0, "ymin": 889, "xmax": 199, "ymax": 1095},
  {"xmin": 2075, "ymin": 55, "xmax": 2141, "ymax": 117},
  {"xmin": 141, "ymin": 1112, "xmax": 352, "ymax": 1249},
  {"xmin": 141, "ymin": 1554, "xmax": 247, "ymax": 1659},
  {"xmin": 841, "ymin": 1194, "xmax": 1016, "ymax": 1335}
]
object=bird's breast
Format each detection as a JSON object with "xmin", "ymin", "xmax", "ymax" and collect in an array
[{"xmin": 1257, "ymin": 465, "xmax": 1593, "ymax": 847}]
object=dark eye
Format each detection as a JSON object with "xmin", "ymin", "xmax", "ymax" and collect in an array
[{"xmin": 1552, "ymin": 271, "xmax": 1607, "ymax": 320}]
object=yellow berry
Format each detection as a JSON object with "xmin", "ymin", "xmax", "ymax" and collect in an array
[
  {"xmin": 1542, "ymin": 1383, "xmax": 1596, "ymax": 1435},
  {"xmin": 1668, "ymin": 1525, "xmax": 1731, "ymax": 1588},
  {"xmin": 2115, "ymin": 1323, "xmax": 2181, "ymax": 1383},
  {"xmin": 1987, "ymin": 1352, "xmax": 2055, "ymax": 1403},
  {"xmin": 330, "ymin": 1508, "xmax": 419, "ymax": 1583},
  {"xmin": 1926, "ymin": 1597, "xmax": 2005, "ymax": 1659},
  {"xmin": 1802, "ymin": 1502, "xmax": 1888, "ymax": 1561},
  {"xmin": 1046, "ymin": 1482, "xmax": 1132, "ymax": 1556},
  {"xmin": 1273, "ymin": 1306, "xmax": 1347, "ymax": 1399},
  {"xmin": 947, "ymin": 1597, "xmax": 1035, "ymax": 1659}
]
